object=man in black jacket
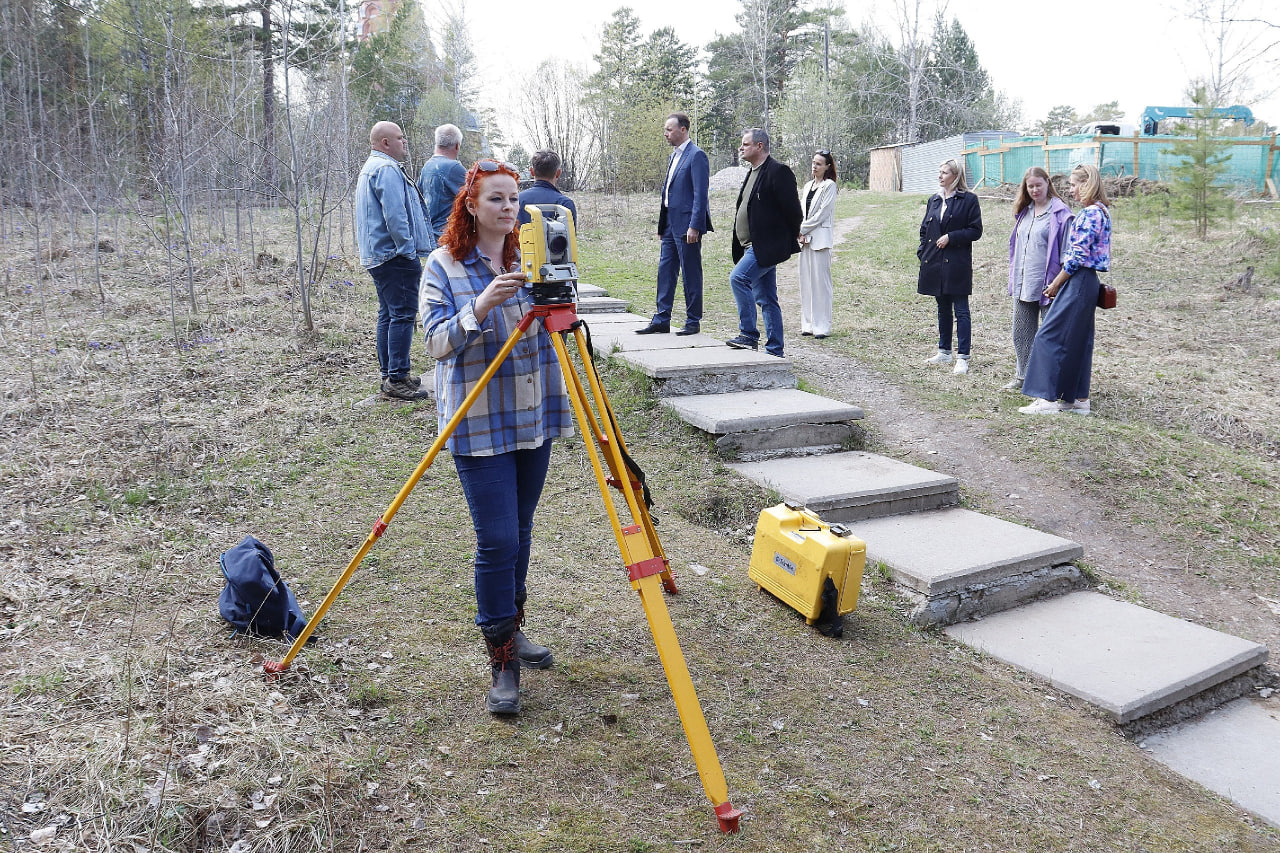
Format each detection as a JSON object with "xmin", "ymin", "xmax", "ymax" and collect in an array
[{"xmin": 726, "ymin": 127, "xmax": 803, "ymax": 357}]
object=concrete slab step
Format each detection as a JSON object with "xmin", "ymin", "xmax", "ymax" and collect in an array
[
  {"xmin": 588, "ymin": 325, "xmax": 726, "ymax": 355},
  {"xmin": 575, "ymin": 296, "xmax": 628, "ymax": 313},
  {"xmin": 575, "ymin": 283, "xmax": 606, "ymax": 299},
  {"xmin": 845, "ymin": 507, "xmax": 1085, "ymax": 626},
  {"xmin": 945, "ymin": 591, "xmax": 1269, "ymax": 725},
  {"xmin": 1142, "ymin": 696, "xmax": 1280, "ymax": 828},
  {"xmin": 661, "ymin": 388, "xmax": 863, "ymax": 458},
  {"xmin": 614, "ymin": 349, "xmax": 796, "ymax": 397},
  {"xmin": 578, "ymin": 311, "xmax": 651, "ymax": 325},
  {"xmin": 729, "ymin": 451, "xmax": 959, "ymax": 522}
]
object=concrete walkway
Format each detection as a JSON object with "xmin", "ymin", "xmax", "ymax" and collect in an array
[{"xmin": 579, "ymin": 285, "xmax": 1279, "ymax": 828}]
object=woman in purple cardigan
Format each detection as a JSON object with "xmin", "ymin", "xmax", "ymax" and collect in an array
[
  {"xmin": 1019, "ymin": 164, "xmax": 1112, "ymax": 415},
  {"xmin": 1004, "ymin": 167, "xmax": 1073, "ymax": 392}
]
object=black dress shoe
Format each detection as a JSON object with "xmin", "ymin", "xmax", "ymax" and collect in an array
[
  {"xmin": 635, "ymin": 323, "xmax": 670, "ymax": 335},
  {"xmin": 674, "ymin": 326, "xmax": 700, "ymax": 337}
]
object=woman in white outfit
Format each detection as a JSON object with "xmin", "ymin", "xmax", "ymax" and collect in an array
[{"xmin": 797, "ymin": 150, "xmax": 838, "ymax": 339}]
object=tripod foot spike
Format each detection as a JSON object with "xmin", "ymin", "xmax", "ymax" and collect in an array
[
  {"xmin": 715, "ymin": 802, "xmax": 744, "ymax": 833},
  {"xmin": 262, "ymin": 660, "xmax": 287, "ymax": 679}
]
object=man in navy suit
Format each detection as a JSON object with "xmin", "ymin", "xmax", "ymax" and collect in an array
[
  {"xmin": 518, "ymin": 150, "xmax": 578, "ymax": 227},
  {"xmin": 637, "ymin": 112, "xmax": 713, "ymax": 336}
]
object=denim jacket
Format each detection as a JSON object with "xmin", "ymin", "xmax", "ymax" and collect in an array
[{"xmin": 355, "ymin": 151, "xmax": 431, "ymax": 269}]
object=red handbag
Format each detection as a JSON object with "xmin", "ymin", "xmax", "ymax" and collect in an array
[{"xmin": 1097, "ymin": 283, "xmax": 1117, "ymax": 309}]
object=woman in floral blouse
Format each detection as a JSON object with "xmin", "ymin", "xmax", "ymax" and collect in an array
[{"xmin": 1019, "ymin": 164, "xmax": 1111, "ymax": 415}]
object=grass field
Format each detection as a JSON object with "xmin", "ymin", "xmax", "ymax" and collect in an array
[
  {"xmin": 580, "ymin": 187, "xmax": 1280, "ymax": 620},
  {"xmin": 2, "ymin": 189, "xmax": 1279, "ymax": 851}
]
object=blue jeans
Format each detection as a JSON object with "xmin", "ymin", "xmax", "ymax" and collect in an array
[
  {"xmin": 369, "ymin": 254, "xmax": 421, "ymax": 379},
  {"xmin": 654, "ymin": 225, "xmax": 703, "ymax": 327},
  {"xmin": 935, "ymin": 294, "xmax": 971, "ymax": 357},
  {"xmin": 729, "ymin": 246, "xmax": 784, "ymax": 356},
  {"xmin": 454, "ymin": 441, "xmax": 554, "ymax": 627}
]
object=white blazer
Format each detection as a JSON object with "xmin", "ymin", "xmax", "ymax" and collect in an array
[{"xmin": 798, "ymin": 179, "xmax": 837, "ymax": 251}]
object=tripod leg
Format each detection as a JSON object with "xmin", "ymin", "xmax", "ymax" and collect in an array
[
  {"xmin": 546, "ymin": 332, "xmax": 639, "ymax": 561},
  {"xmin": 548, "ymin": 329, "xmax": 741, "ymax": 832},
  {"xmin": 570, "ymin": 326, "xmax": 678, "ymax": 595},
  {"xmin": 633, "ymin": 570, "xmax": 742, "ymax": 832},
  {"xmin": 265, "ymin": 312, "xmax": 538, "ymax": 675}
]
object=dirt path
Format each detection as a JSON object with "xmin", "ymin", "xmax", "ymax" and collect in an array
[{"xmin": 774, "ymin": 215, "xmax": 1280, "ymax": 653}]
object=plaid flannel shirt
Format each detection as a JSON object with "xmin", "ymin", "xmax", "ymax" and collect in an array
[{"xmin": 420, "ymin": 247, "xmax": 573, "ymax": 456}]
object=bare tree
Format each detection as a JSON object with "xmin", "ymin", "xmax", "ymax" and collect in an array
[
  {"xmin": 520, "ymin": 60, "xmax": 599, "ymax": 190},
  {"xmin": 893, "ymin": 0, "xmax": 935, "ymax": 144},
  {"xmin": 437, "ymin": 1, "xmax": 478, "ymax": 112},
  {"xmin": 776, "ymin": 60, "xmax": 841, "ymax": 166},
  {"xmin": 275, "ymin": 0, "xmax": 354, "ymax": 332},
  {"xmin": 1183, "ymin": 0, "xmax": 1278, "ymax": 108},
  {"xmin": 736, "ymin": 0, "xmax": 796, "ymax": 128}
]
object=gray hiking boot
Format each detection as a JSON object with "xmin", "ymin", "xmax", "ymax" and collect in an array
[{"xmin": 382, "ymin": 376, "xmax": 430, "ymax": 401}]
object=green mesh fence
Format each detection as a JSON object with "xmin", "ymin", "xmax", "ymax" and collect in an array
[{"xmin": 963, "ymin": 134, "xmax": 1280, "ymax": 193}]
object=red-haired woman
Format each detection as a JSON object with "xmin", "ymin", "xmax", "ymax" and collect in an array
[{"xmin": 420, "ymin": 160, "xmax": 573, "ymax": 714}]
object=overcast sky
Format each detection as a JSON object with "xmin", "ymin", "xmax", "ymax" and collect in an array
[{"xmin": 445, "ymin": 0, "xmax": 1278, "ymax": 142}]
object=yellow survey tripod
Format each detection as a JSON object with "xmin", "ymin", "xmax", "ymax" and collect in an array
[{"xmin": 264, "ymin": 296, "xmax": 743, "ymax": 833}]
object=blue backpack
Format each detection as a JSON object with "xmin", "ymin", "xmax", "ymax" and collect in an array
[{"xmin": 218, "ymin": 536, "xmax": 310, "ymax": 640}]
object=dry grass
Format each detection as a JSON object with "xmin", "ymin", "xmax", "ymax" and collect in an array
[{"xmin": 2, "ymin": 198, "xmax": 1279, "ymax": 851}]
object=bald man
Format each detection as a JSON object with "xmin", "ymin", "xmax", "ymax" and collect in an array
[{"xmin": 356, "ymin": 121, "xmax": 431, "ymax": 400}]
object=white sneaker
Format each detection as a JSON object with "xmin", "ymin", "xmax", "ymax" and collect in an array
[
  {"xmin": 1018, "ymin": 398, "xmax": 1063, "ymax": 415},
  {"xmin": 1000, "ymin": 378, "xmax": 1023, "ymax": 392},
  {"xmin": 1064, "ymin": 399, "xmax": 1090, "ymax": 415},
  {"xmin": 953, "ymin": 357, "xmax": 969, "ymax": 375},
  {"xmin": 925, "ymin": 350, "xmax": 953, "ymax": 365}
]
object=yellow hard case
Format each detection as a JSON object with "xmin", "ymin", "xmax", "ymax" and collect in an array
[{"xmin": 748, "ymin": 503, "xmax": 865, "ymax": 625}]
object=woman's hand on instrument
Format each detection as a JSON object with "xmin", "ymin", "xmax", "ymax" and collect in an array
[{"xmin": 475, "ymin": 271, "xmax": 526, "ymax": 321}]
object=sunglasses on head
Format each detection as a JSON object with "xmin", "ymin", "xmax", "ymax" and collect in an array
[
  {"xmin": 477, "ymin": 159, "xmax": 518, "ymax": 174},
  {"xmin": 464, "ymin": 159, "xmax": 519, "ymax": 192},
  {"xmin": 816, "ymin": 149, "xmax": 832, "ymax": 157}
]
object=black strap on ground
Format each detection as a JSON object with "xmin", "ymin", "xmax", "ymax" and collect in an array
[{"xmin": 573, "ymin": 319, "xmax": 657, "ymax": 518}]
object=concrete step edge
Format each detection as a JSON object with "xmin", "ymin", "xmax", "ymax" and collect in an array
[
  {"xmin": 945, "ymin": 591, "xmax": 1271, "ymax": 725},
  {"xmin": 729, "ymin": 451, "xmax": 960, "ymax": 518}
]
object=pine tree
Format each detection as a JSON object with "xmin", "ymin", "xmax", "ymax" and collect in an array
[
  {"xmin": 1035, "ymin": 105, "xmax": 1079, "ymax": 136},
  {"xmin": 1169, "ymin": 87, "xmax": 1234, "ymax": 239},
  {"xmin": 585, "ymin": 8, "xmax": 697, "ymax": 191},
  {"xmin": 921, "ymin": 16, "xmax": 996, "ymax": 139}
]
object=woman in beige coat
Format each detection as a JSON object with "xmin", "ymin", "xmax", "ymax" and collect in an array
[{"xmin": 797, "ymin": 150, "xmax": 838, "ymax": 338}]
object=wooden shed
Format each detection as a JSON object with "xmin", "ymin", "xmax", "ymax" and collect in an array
[
  {"xmin": 868, "ymin": 143, "xmax": 908, "ymax": 192},
  {"xmin": 870, "ymin": 132, "xmax": 1021, "ymax": 193}
]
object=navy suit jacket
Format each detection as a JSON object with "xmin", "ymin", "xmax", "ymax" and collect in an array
[
  {"xmin": 658, "ymin": 142, "xmax": 713, "ymax": 237},
  {"xmin": 518, "ymin": 180, "xmax": 578, "ymax": 229}
]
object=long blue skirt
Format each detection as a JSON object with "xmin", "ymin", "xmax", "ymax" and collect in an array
[{"xmin": 1022, "ymin": 267, "xmax": 1100, "ymax": 402}]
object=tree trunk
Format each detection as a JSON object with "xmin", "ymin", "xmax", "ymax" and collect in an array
[{"xmin": 261, "ymin": 0, "xmax": 275, "ymax": 189}]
